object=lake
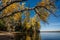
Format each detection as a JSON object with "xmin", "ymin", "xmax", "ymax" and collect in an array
[
  {"xmin": 0, "ymin": 32, "xmax": 60, "ymax": 40},
  {"xmin": 40, "ymin": 32, "xmax": 60, "ymax": 40}
]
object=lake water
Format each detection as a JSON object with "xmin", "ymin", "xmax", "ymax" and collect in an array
[
  {"xmin": 0, "ymin": 32, "xmax": 60, "ymax": 40},
  {"xmin": 40, "ymin": 32, "xmax": 60, "ymax": 40}
]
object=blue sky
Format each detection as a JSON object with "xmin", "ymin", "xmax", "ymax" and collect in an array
[{"xmin": 25, "ymin": 0, "xmax": 60, "ymax": 31}]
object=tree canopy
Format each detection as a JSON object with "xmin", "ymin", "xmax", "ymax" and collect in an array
[{"xmin": 0, "ymin": 0, "xmax": 57, "ymax": 32}]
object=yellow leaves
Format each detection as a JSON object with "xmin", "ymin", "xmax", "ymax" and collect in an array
[
  {"xmin": 8, "ymin": 3, "xmax": 19, "ymax": 11},
  {"xmin": 13, "ymin": 12, "xmax": 21, "ymax": 21},
  {"xmin": 40, "ymin": 2, "xmax": 45, "ymax": 6},
  {"xmin": 30, "ymin": 17, "xmax": 40, "ymax": 30},
  {"xmin": 46, "ymin": 5, "xmax": 50, "ymax": 9},
  {"xmin": 32, "ymin": 18, "xmax": 36, "ymax": 23},
  {"xmin": 44, "ymin": 12, "xmax": 49, "ymax": 17},
  {"xmin": 38, "ymin": 0, "xmax": 49, "ymax": 6},
  {"xmin": 40, "ymin": 12, "xmax": 49, "ymax": 21},
  {"xmin": 45, "ymin": 0, "xmax": 49, "ymax": 3},
  {"xmin": 25, "ymin": 22, "xmax": 31, "ymax": 30},
  {"xmin": 2, "ymin": 0, "xmax": 11, "ymax": 6},
  {"xmin": 2, "ymin": 3, "xmax": 19, "ymax": 16},
  {"xmin": 23, "ymin": 11, "xmax": 31, "ymax": 30},
  {"xmin": 37, "ymin": 0, "xmax": 56, "ymax": 11},
  {"xmin": 46, "ymin": 0, "xmax": 49, "ymax": 2},
  {"xmin": 2, "ymin": 0, "xmax": 9, "ymax": 3},
  {"xmin": 35, "ymin": 7, "xmax": 49, "ymax": 22},
  {"xmin": 26, "ymin": 35, "xmax": 31, "ymax": 40},
  {"xmin": 11, "ymin": 3, "xmax": 19, "ymax": 10},
  {"xmin": 36, "ymin": 22, "xmax": 40, "ymax": 29},
  {"xmin": 31, "ymin": 18, "xmax": 36, "ymax": 26},
  {"xmin": 2, "ymin": 0, "xmax": 7, "ymax": 5},
  {"xmin": 39, "ymin": 12, "xmax": 49, "ymax": 22}
]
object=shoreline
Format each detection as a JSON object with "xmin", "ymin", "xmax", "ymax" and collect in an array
[{"xmin": 40, "ymin": 31, "xmax": 60, "ymax": 33}]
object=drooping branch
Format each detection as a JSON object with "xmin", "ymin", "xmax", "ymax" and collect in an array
[
  {"xmin": 0, "ymin": 0, "xmax": 57, "ymax": 19},
  {"xmin": 0, "ymin": 7, "xmax": 34, "ymax": 19},
  {"xmin": 0, "ymin": 0, "xmax": 27, "ymax": 11},
  {"xmin": 0, "ymin": 5, "xmax": 57, "ymax": 19},
  {"xmin": 0, "ymin": 5, "xmax": 46, "ymax": 19},
  {"xmin": 35, "ymin": 6, "xmax": 57, "ymax": 17}
]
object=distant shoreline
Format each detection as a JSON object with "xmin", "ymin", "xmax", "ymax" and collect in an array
[{"xmin": 40, "ymin": 31, "xmax": 60, "ymax": 33}]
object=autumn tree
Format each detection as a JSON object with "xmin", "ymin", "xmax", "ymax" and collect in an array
[{"xmin": 0, "ymin": 0, "xmax": 57, "ymax": 32}]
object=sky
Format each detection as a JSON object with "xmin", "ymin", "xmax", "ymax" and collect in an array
[{"xmin": 25, "ymin": 0, "xmax": 60, "ymax": 31}]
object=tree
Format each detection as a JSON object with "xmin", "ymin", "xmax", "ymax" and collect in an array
[{"xmin": 0, "ymin": 0, "xmax": 56, "ymax": 31}]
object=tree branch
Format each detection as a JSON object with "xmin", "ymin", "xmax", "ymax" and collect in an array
[
  {"xmin": 0, "ymin": 8, "xmax": 34, "ymax": 19},
  {"xmin": 35, "ymin": 6, "xmax": 57, "ymax": 17},
  {"xmin": 0, "ymin": 5, "xmax": 57, "ymax": 19},
  {"xmin": 0, "ymin": 0, "xmax": 27, "ymax": 11}
]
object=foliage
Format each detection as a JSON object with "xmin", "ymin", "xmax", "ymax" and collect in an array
[
  {"xmin": 0, "ymin": 0, "xmax": 56, "ymax": 32},
  {"xmin": 0, "ymin": 19, "xmax": 6, "ymax": 31}
]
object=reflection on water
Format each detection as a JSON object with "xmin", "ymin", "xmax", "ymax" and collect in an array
[
  {"xmin": 15, "ymin": 32, "xmax": 60, "ymax": 40},
  {"xmin": 15, "ymin": 32, "xmax": 41, "ymax": 40}
]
